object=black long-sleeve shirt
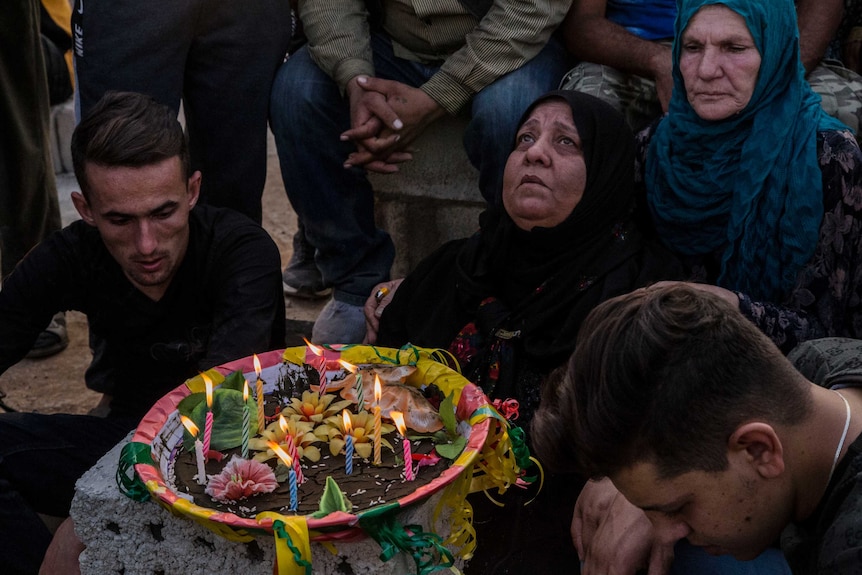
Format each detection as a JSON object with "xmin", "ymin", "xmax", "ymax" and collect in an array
[{"xmin": 0, "ymin": 205, "xmax": 285, "ymax": 420}]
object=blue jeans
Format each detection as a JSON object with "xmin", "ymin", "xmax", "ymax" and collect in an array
[
  {"xmin": 269, "ymin": 34, "xmax": 569, "ymax": 305},
  {"xmin": 669, "ymin": 539, "xmax": 792, "ymax": 575},
  {"xmin": 0, "ymin": 412, "xmax": 137, "ymax": 574}
]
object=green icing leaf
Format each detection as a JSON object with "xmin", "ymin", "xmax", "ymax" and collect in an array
[
  {"xmin": 177, "ymin": 392, "xmax": 205, "ymax": 419},
  {"xmin": 274, "ymin": 461, "xmax": 290, "ymax": 483},
  {"xmin": 439, "ymin": 393, "xmax": 457, "ymax": 435},
  {"xmin": 220, "ymin": 370, "xmax": 247, "ymax": 392},
  {"xmin": 310, "ymin": 476, "xmax": 353, "ymax": 519},
  {"xmin": 435, "ymin": 436, "xmax": 467, "ymax": 460},
  {"xmin": 182, "ymin": 388, "xmax": 259, "ymax": 452}
]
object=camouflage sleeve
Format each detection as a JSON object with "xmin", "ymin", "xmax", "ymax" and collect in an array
[{"xmin": 787, "ymin": 337, "xmax": 862, "ymax": 388}]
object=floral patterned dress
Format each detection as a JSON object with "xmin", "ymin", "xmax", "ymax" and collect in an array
[{"xmin": 636, "ymin": 128, "xmax": 862, "ymax": 353}]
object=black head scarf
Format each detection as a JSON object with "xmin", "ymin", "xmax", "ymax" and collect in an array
[{"xmin": 379, "ymin": 90, "xmax": 681, "ymax": 368}]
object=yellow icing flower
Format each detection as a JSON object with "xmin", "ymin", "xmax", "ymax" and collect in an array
[
  {"xmin": 281, "ymin": 390, "xmax": 352, "ymax": 424},
  {"xmin": 248, "ymin": 415, "xmax": 322, "ymax": 462},
  {"xmin": 316, "ymin": 411, "xmax": 395, "ymax": 459}
]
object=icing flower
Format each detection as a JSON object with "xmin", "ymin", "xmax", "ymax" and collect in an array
[
  {"xmin": 248, "ymin": 415, "xmax": 323, "ymax": 463},
  {"xmin": 316, "ymin": 411, "xmax": 395, "ymax": 459},
  {"xmin": 204, "ymin": 455, "xmax": 278, "ymax": 504},
  {"xmin": 282, "ymin": 390, "xmax": 352, "ymax": 424}
]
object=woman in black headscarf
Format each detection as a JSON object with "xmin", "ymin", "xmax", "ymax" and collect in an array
[
  {"xmin": 367, "ymin": 89, "xmax": 680, "ymax": 424},
  {"xmin": 364, "ymin": 91, "xmax": 682, "ymax": 574}
]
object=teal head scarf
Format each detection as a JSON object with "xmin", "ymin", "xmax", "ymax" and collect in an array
[{"xmin": 645, "ymin": 0, "xmax": 846, "ymax": 300}]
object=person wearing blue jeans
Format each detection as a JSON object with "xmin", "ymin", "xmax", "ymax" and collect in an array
[{"xmin": 271, "ymin": 0, "xmax": 571, "ymax": 343}]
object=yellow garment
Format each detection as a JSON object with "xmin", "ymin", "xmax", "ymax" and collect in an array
[{"xmin": 41, "ymin": 0, "xmax": 74, "ymax": 89}]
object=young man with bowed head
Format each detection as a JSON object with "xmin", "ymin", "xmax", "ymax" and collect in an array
[
  {"xmin": 0, "ymin": 91, "xmax": 285, "ymax": 574},
  {"xmin": 533, "ymin": 283, "xmax": 862, "ymax": 574}
]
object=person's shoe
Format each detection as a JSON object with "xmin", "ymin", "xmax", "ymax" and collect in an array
[
  {"xmin": 26, "ymin": 311, "xmax": 69, "ymax": 359},
  {"xmin": 282, "ymin": 231, "xmax": 332, "ymax": 299},
  {"xmin": 312, "ymin": 299, "xmax": 367, "ymax": 344}
]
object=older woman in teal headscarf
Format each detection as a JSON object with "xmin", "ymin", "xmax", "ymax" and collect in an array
[{"xmin": 640, "ymin": 0, "xmax": 862, "ymax": 353}]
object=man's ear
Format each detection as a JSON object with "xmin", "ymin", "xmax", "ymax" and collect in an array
[
  {"xmin": 71, "ymin": 191, "xmax": 95, "ymax": 226},
  {"xmin": 187, "ymin": 170, "xmax": 202, "ymax": 209},
  {"xmin": 728, "ymin": 422, "xmax": 785, "ymax": 479}
]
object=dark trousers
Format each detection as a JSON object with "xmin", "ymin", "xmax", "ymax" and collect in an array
[
  {"xmin": 0, "ymin": 0, "xmax": 62, "ymax": 280},
  {"xmin": 0, "ymin": 412, "xmax": 137, "ymax": 574},
  {"xmin": 72, "ymin": 0, "xmax": 292, "ymax": 224}
]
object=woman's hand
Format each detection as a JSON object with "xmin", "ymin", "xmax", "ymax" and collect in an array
[
  {"xmin": 39, "ymin": 517, "xmax": 83, "ymax": 575},
  {"xmin": 573, "ymin": 477, "xmax": 675, "ymax": 575},
  {"xmin": 363, "ymin": 279, "xmax": 404, "ymax": 344}
]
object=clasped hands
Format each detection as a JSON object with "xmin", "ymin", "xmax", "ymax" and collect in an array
[
  {"xmin": 342, "ymin": 76, "xmax": 446, "ymax": 174},
  {"xmin": 574, "ymin": 477, "xmax": 678, "ymax": 575}
]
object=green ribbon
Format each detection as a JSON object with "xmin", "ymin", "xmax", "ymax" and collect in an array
[
  {"xmin": 470, "ymin": 406, "xmax": 537, "ymax": 484},
  {"xmin": 272, "ymin": 519, "xmax": 313, "ymax": 575},
  {"xmin": 507, "ymin": 425, "xmax": 537, "ymax": 483},
  {"xmin": 360, "ymin": 510, "xmax": 454, "ymax": 575},
  {"xmin": 116, "ymin": 442, "xmax": 154, "ymax": 502},
  {"xmin": 363, "ymin": 343, "xmax": 421, "ymax": 366}
]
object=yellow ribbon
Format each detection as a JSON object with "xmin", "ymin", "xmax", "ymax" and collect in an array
[{"xmin": 257, "ymin": 513, "xmax": 312, "ymax": 575}]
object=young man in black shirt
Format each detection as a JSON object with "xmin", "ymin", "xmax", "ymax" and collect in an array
[
  {"xmin": 534, "ymin": 283, "xmax": 862, "ymax": 574},
  {"xmin": 0, "ymin": 91, "xmax": 285, "ymax": 574}
]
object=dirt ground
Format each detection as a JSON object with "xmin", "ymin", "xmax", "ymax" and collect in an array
[{"xmin": 0, "ymin": 140, "xmax": 326, "ymax": 415}]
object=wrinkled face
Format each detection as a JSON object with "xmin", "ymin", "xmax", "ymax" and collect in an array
[
  {"xmin": 72, "ymin": 157, "xmax": 200, "ymax": 301},
  {"xmin": 502, "ymin": 100, "xmax": 587, "ymax": 231},
  {"xmin": 612, "ymin": 459, "xmax": 789, "ymax": 561},
  {"xmin": 679, "ymin": 5, "xmax": 762, "ymax": 121}
]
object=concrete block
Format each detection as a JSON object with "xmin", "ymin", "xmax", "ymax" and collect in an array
[
  {"xmin": 369, "ymin": 112, "xmax": 485, "ymax": 277},
  {"xmin": 375, "ymin": 194, "xmax": 483, "ymax": 279},
  {"xmin": 73, "ymin": 434, "xmax": 460, "ymax": 575}
]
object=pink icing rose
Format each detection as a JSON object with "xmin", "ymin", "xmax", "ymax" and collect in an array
[{"xmin": 204, "ymin": 455, "xmax": 278, "ymax": 503}]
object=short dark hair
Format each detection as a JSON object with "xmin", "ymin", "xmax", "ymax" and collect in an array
[
  {"xmin": 531, "ymin": 283, "xmax": 812, "ymax": 479},
  {"xmin": 71, "ymin": 91, "xmax": 189, "ymax": 199}
]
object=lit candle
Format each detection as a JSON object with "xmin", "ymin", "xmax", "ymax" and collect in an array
[
  {"xmin": 181, "ymin": 415, "xmax": 207, "ymax": 485},
  {"xmin": 241, "ymin": 380, "xmax": 250, "ymax": 459},
  {"xmin": 342, "ymin": 410, "xmax": 354, "ymax": 475},
  {"xmin": 254, "ymin": 354, "xmax": 265, "ymax": 434},
  {"xmin": 305, "ymin": 339, "xmax": 329, "ymax": 396},
  {"xmin": 373, "ymin": 376, "xmax": 382, "ymax": 465},
  {"xmin": 391, "ymin": 410, "xmax": 414, "ymax": 481},
  {"xmin": 279, "ymin": 415, "xmax": 304, "ymax": 483},
  {"xmin": 338, "ymin": 360, "xmax": 364, "ymax": 411},
  {"xmin": 268, "ymin": 440, "xmax": 298, "ymax": 511},
  {"xmin": 202, "ymin": 374, "xmax": 214, "ymax": 461}
]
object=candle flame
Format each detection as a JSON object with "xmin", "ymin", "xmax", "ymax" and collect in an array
[
  {"xmin": 338, "ymin": 359, "xmax": 357, "ymax": 373},
  {"xmin": 390, "ymin": 410, "xmax": 407, "ymax": 436},
  {"xmin": 202, "ymin": 373, "xmax": 213, "ymax": 408},
  {"xmin": 243, "ymin": 380, "xmax": 249, "ymax": 402},
  {"xmin": 279, "ymin": 414, "xmax": 288, "ymax": 435},
  {"xmin": 253, "ymin": 354, "xmax": 262, "ymax": 377},
  {"xmin": 304, "ymin": 338, "xmax": 324, "ymax": 357},
  {"xmin": 342, "ymin": 409, "xmax": 353, "ymax": 434},
  {"xmin": 374, "ymin": 375, "xmax": 382, "ymax": 402},
  {"xmin": 180, "ymin": 415, "xmax": 200, "ymax": 437},
  {"xmin": 267, "ymin": 440, "xmax": 292, "ymax": 467}
]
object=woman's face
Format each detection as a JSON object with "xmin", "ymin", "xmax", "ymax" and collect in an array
[
  {"xmin": 679, "ymin": 5, "xmax": 762, "ymax": 121},
  {"xmin": 502, "ymin": 100, "xmax": 587, "ymax": 231}
]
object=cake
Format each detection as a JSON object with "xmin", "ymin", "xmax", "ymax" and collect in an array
[
  {"xmin": 124, "ymin": 345, "xmax": 519, "ymax": 574},
  {"xmin": 171, "ymin": 361, "xmax": 453, "ymax": 517}
]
